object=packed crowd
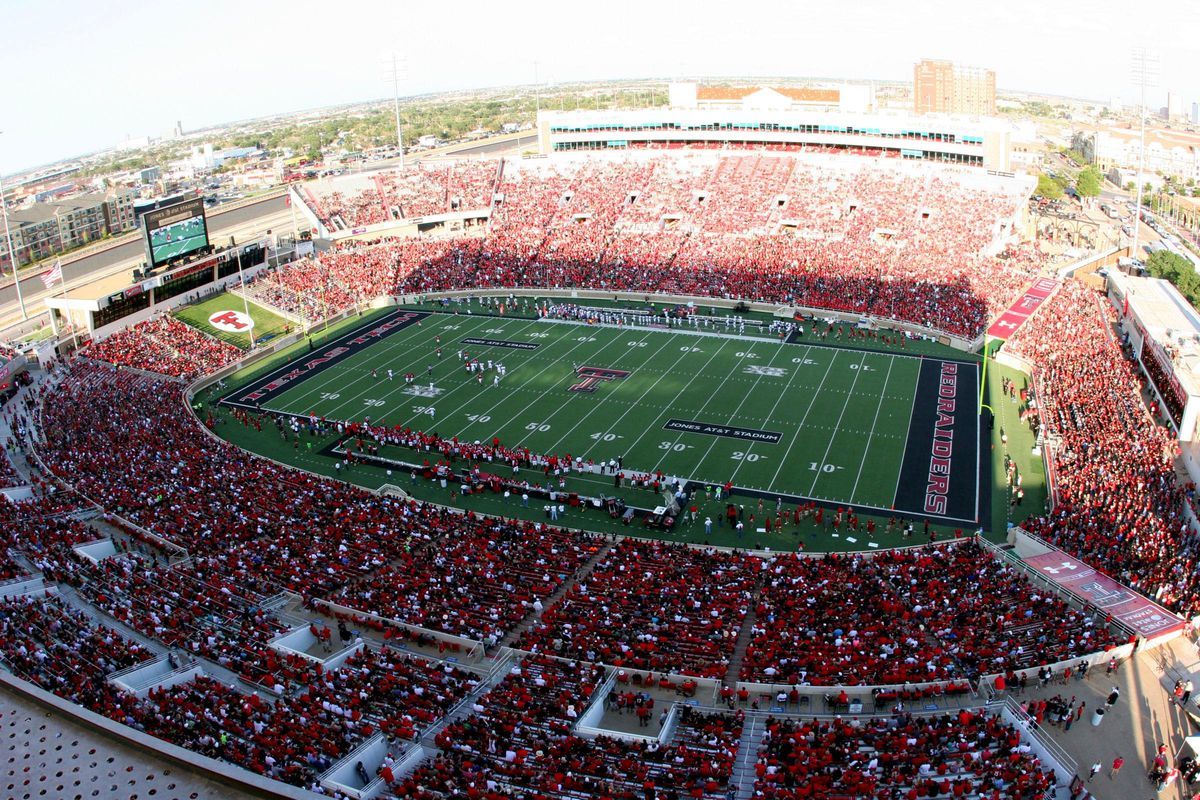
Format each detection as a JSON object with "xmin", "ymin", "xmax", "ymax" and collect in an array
[
  {"xmin": 752, "ymin": 709, "xmax": 1057, "ymax": 799},
  {"xmin": 305, "ymin": 161, "xmax": 499, "ymax": 229},
  {"xmin": 330, "ymin": 520, "xmax": 601, "ymax": 644},
  {"xmin": 396, "ymin": 654, "xmax": 742, "ymax": 800},
  {"xmin": 0, "ymin": 590, "xmax": 489, "ymax": 791},
  {"xmin": 519, "ymin": 540, "xmax": 758, "ymax": 679},
  {"xmin": 31, "ymin": 361, "xmax": 1120, "ymax": 691},
  {"xmin": 268, "ymin": 154, "xmax": 1049, "ymax": 339},
  {"xmin": 237, "ymin": 258, "xmax": 357, "ymax": 321},
  {"xmin": 741, "ymin": 541, "xmax": 1116, "ymax": 685},
  {"xmin": 83, "ymin": 314, "xmax": 241, "ymax": 380},
  {"xmin": 1005, "ymin": 282, "xmax": 1200, "ymax": 616}
]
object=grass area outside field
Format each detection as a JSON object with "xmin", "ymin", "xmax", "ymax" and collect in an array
[
  {"xmin": 984, "ymin": 359, "xmax": 1048, "ymax": 534},
  {"xmin": 174, "ymin": 292, "xmax": 296, "ymax": 349}
]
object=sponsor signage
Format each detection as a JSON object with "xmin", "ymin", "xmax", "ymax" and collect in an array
[
  {"xmin": 663, "ymin": 418, "xmax": 782, "ymax": 444},
  {"xmin": 1025, "ymin": 551, "xmax": 1184, "ymax": 637},
  {"xmin": 461, "ymin": 337, "xmax": 541, "ymax": 350}
]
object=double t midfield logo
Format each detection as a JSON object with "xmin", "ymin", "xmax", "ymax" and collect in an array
[{"xmin": 569, "ymin": 366, "xmax": 631, "ymax": 393}]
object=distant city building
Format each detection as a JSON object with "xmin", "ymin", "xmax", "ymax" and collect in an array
[
  {"xmin": 1073, "ymin": 126, "xmax": 1200, "ymax": 183},
  {"xmin": 2, "ymin": 164, "xmax": 82, "ymax": 203},
  {"xmin": 912, "ymin": 59, "xmax": 996, "ymax": 116},
  {"xmin": 0, "ymin": 189, "xmax": 136, "ymax": 269},
  {"xmin": 1192, "ymin": 102, "xmax": 1200, "ymax": 125},
  {"xmin": 185, "ymin": 143, "xmax": 261, "ymax": 173},
  {"xmin": 1167, "ymin": 92, "xmax": 1184, "ymax": 122},
  {"xmin": 116, "ymin": 135, "xmax": 152, "ymax": 151}
]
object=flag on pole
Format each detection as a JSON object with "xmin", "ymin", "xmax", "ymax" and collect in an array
[{"xmin": 41, "ymin": 261, "xmax": 62, "ymax": 288}]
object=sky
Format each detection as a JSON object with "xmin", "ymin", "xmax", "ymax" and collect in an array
[{"xmin": 0, "ymin": 0, "xmax": 1197, "ymax": 174}]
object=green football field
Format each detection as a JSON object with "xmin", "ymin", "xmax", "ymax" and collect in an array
[
  {"xmin": 220, "ymin": 309, "xmax": 986, "ymax": 526},
  {"xmin": 174, "ymin": 292, "xmax": 294, "ymax": 349}
]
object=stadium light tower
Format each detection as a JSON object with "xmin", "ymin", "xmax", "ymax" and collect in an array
[
  {"xmin": 0, "ymin": 134, "xmax": 27, "ymax": 320},
  {"xmin": 1129, "ymin": 47, "xmax": 1159, "ymax": 266},
  {"xmin": 534, "ymin": 61, "xmax": 540, "ymax": 116},
  {"xmin": 234, "ymin": 243, "xmax": 255, "ymax": 348},
  {"xmin": 389, "ymin": 54, "xmax": 406, "ymax": 169}
]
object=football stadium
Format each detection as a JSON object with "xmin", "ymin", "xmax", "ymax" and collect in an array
[{"xmin": 2, "ymin": 12, "xmax": 1200, "ymax": 799}]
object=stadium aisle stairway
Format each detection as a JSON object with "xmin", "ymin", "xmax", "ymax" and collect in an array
[{"xmin": 494, "ymin": 538, "xmax": 617, "ymax": 651}]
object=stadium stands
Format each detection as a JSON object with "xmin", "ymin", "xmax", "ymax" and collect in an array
[
  {"xmin": 304, "ymin": 162, "xmax": 499, "ymax": 230},
  {"xmin": 2, "ymin": 150, "xmax": 1177, "ymax": 798},
  {"xmin": 396, "ymin": 655, "xmax": 743, "ymax": 800},
  {"xmin": 752, "ymin": 710, "xmax": 1057, "ymax": 799},
  {"xmin": 519, "ymin": 539, "xmax": 758, "ymax": 678},
  {"xmin": 83, "ymin": 315, "xmax": 241, "ymax": 379},
  {"xmin": 1006, "ymin": 282, "xmax": 1200, "ymax": 617},
  {"xmin": 270, "ymin": 154, "xmax": 1046, "ymax": 339}
]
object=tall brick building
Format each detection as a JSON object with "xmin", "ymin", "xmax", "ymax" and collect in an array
[{"xmin": 913, "ymin": 59, "xmax": 996, "ymax": 116}]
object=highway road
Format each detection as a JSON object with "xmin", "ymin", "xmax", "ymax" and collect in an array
[
  {"xmin": 434, "ymin": 135, "xmax": 537, "ymax": 157},
  {"xmin": 0, "ymin": 195, "xmax": 291, "ymax": 322}
]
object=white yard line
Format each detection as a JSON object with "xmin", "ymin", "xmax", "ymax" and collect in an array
[
  {"xmin": 642, "ymin": 341, "xmax": 766, "ymax": 473},
  {"xmin": 449, "ymin": 325, "xmax": 635, "ymax": 440},
  {"xmin": 729, "ymin": 345, "xmax": 813, "ymax": 484},
  {"xmin": 848, "ymin": 354, "xmax": 897, "ymax": 499},
  {"xmin": 807, "ymin": 351, "xmax": 869, "ymax": 496},
  {"xmin": 301, "ymin": 316, "xmax": 500, "ymax": 418},
  {"xmin": 226, "ymin": 308, "xmax": 414, "ymax": 406},
  {"xmin": 588, "ymin": 337, "xmax": 739, "ymax": 464},
  {"xmin": 765, "ymin": 350, "xmax": 842, "ymax": 489},
  {"xmin": 315, "ymin": 316, "xmax": 543, "ymax": 420},
  {"xmin": 686, "ymin": 344, "xmax": 796, "ymax": 480}
]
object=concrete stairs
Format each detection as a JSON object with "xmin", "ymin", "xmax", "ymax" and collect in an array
[{"xmin": 494, "ymin": 537, "xmax": 616, "ymax": 652}]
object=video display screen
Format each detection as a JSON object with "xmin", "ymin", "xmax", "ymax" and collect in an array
[{"xmin": 143, "ymin": 197, "xmax": 209, "ymax": 267}]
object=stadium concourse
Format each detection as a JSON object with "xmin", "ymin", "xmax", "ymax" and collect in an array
[{"xmin": 0, "ymin": 151, "xmax": 1196, "ymax": 800}]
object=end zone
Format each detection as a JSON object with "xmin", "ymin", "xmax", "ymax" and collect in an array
[
  {"xmin": 220, "ymin": 309, "xmax": 427, "ymax": 410},
  {"xmin": 893, "ymin": 358, "xmax": 983, "ymax": 525}
]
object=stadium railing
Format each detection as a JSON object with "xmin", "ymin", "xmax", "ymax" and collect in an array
[
  {"xmin": 994, "ymin": 695, "xmax": 1078, "ymax": 786},
  {"xmin": 306, "ymin": 597, "xmax": 487, "ymax": 664}
]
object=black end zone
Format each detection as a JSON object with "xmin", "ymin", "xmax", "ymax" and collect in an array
[
  {"xmin": 220, "ymin": 309, "xmax": 427, "ymax": 410},
  {"xmin": 894, "ymin": 358, "xmax": 981, "ymax": 525}
]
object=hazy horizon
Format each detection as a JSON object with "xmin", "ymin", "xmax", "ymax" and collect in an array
[{"xmin": 1, "ymin": 0, "xmax": 1196, "ymax": 174}]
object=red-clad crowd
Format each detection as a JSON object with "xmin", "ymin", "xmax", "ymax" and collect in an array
[
  {"xmin": 742, "ymin": 542, "xmax": 1115, "ymax": 685},
  {"xmin": 307, "ymin": 161, "xmax": 498, "ymax": 230},
  {"xmin": 330, "ymin": 521, "xmax": 601, "ymax": 644},
  {"xmin": 753, "ymin": 710, "xmax": 1056, "ymax": 799},
  {"xmin": 396, "ymin": 654, "xmax": 742, "ymax": 800},
  {"xmin": 262, "ymin": 155, "xmax": 1050, "ymax": 339},
  {"xmin": 83, "ymin": 314, "xmax": 241, "ymax": 380},
  {"xmin": 238, "ymin": 258, "xmax": 356, "ymax": 320},
  {"xmin": 0, "ymin": 591, "xmax": 487, "ymax": 792},
  {"xmin": 519, "ymin": 539, "xmax": 758, "ymax": 679},
  {"xmin": 0, "ymin": 594, "xmax": 149, "ymax": 703},
  {"xmin": 1005, "ymin": 282, "xmax": 1200, "ymax": 616}
]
